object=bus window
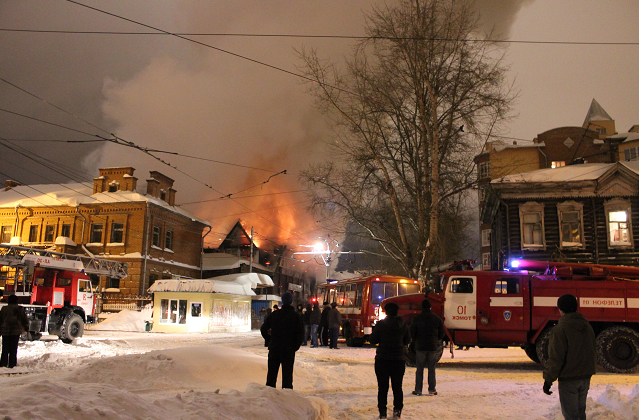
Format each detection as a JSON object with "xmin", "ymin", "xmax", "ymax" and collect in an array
[
  {"xmin": 371, "ymin": 282, "xmax": 399, "ymax": 304},
  {"xmin": 317, "ymin": 287, "xmax": 326, "ymax": 304},
  {"xmin": 336, "ymin": 285, "xmax": 345, "ymax": 305},
  {"xmin": 345, "ymin": 284, "xmax": 355, "ymax": 306},
  {"xmin": 355, "ymin": 283, "xmax": 363, "ymax": 307},
  {"xmin": 328, "ymin": 288, "xmax": 336, "ymax": 304},
  {"xmin": 398, "ymin": 282, "xmax": 420, "ymax": 295},
  {"xmin": 450, "ymin": 277, "xmax": 473, "ymax": 293}
]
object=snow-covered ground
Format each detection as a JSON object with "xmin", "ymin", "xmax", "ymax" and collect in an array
[{"xmin": 1, "ymin": 311, "xmax": 638, "ymax": 419}]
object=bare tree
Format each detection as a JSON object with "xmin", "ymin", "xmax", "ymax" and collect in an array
[{"xmin": 298, "ymin": 0, "xmax": 515, "ymax": 280}]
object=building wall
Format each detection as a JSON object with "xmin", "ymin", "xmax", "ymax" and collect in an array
[
  {"xmin": 536, "ymin": 127, "xmax": 609, "ymax": 165},
  {"xmin": 152, "ymin": 291, "xmax": 251, "ymax": 333},
  {"xmin": 488, "ymin": 146, "xmax": 541, "ymax": 179}
]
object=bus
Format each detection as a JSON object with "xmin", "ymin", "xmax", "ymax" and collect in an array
[{"xmin": 316, "ymin": 275, "xmax": 421, "ymax": 346}]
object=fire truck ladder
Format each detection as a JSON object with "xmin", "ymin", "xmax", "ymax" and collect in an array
[{"xmin": 0, "ymin": 244, "xmax": 128, "ymax": 279}]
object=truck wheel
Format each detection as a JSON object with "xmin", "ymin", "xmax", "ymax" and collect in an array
[
  {"xmin": 536, "ymin": 328, "xmax": 553, "ymax": 367},
  {"xmin": 524, "ymin": 344, "xmax": 540, "ymax": 364},
  {"xmin": 596, "ymin": 326, "xmax": 639, "ymax": 373},
  {"xmin": 59, "ymin": 314, "xmax": 84, "ymax": 344}
]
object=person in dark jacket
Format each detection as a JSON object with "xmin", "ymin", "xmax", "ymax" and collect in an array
[
  {"xmin": 409, "ymin": 298, "xmax": 445, "ymax": 396},
  {"xmin": 310, "ymin": 301, "xmax": 321, "ymax": 348},
  {"xmin": 302, "ymin": 303, "xmax": 312, "ymax": 346},
  {"xmin": 543, "ymin": 294, "xmax": 596, "ymax": 420},
  {"xmin": 0, "ymin": 294, "xmax": 30, "ymax": 368},
  {"xmin": 260, "ymin": 292, "xmax": 304, "ymax": 389},
  {"xmin": 319, "ymin": 301, "xmax": 331, "ymax": 347},
  {"xmin": 263, "ymin": 307, "xmax": 273, "ymax": 347},
  {"xmin": 328, "ymin": 302, "xmax": 342, "ymax": 349},
  {"xmin": 369, "ymin": 302, "xmax": 411, "ymax": 420}
]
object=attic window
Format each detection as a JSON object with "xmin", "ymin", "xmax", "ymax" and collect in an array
[
  {"xmin": 108, "ymin": 184, "xmax": 117, "ymax": 192},
  {"xmin": 160, "ymin": 190, "xmax": 166, "ymax": 201}
]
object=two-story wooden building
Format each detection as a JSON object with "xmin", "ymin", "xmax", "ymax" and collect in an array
[
  {"xmin": 482, "ymin": 161, "xmax": 639, "ymax": 269},
  {"xmin": 0, "ymin": 167, "xmax": 210, "ymax": 295}
]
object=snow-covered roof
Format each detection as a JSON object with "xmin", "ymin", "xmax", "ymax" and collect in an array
[
  {"xmin": 490, "ymin": 141, "xmax": 543, "ymax": 153},
  {"xmin": 0, "ymin": 183, "xmax": 210, "ymax": 226},
  {"xmin": 147, "ymin": 272, "xmax": 274, "ymax": 295},
  {"xmin": 583, "ymin": 98, "xmax": 613, "ymax": 125},
  {"xmin": 608, "ymin": 132, "xmax": 639, "ymax": 143},
  {"xmin": 202, "ymin": 253, "xmax": 273, "ymax": 272},
  {"xmin": 492, "ymin": 161, "xmax": 639, "ymax": 184}
]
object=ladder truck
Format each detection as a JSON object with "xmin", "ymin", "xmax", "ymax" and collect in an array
[{"xmin": 0, "ymin": 244, "xmax": 128, "ymax": 343}]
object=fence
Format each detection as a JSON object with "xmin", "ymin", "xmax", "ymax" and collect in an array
[{"xmin": 97, "ymin": 294, "xmax": 153, "ymax": 313}]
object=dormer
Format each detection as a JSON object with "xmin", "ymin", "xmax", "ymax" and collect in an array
[
  {"xmin": 146, "ymin": 171, "xmax": 176, "ymax": 205},
  {"xmin": 93, "ymin": 167, "xmax": 137, "ymax": 194}
]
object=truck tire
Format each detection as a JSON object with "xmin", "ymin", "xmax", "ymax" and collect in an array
[
  {"xmin": 596, "ymin": 326, "xmax": 639, "ymax": 373},
  {"xmin": 59, "ymin": 314, "xmax": 84, "ymax": 344},
  {"xmin": 536, "ymin": 328, "xmax": 552, "ymax": 368},
  {"xmin": 523, "ymin": 344, "xmax": 540, "ymax": 364}
]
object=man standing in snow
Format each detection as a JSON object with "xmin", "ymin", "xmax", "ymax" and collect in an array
[
  {"xmin": 410, "ymin": 298, "xmax": 445, "ymax": 396},
  {"xmin": 260, "ymin": 292, "xmax": 304, "ymax": 389},
  {"xmin": 328, "ymin": 302, "xmax": 342, "ymax": 349},
  {"xmin": 310, "ymin": 301, "xmax": 321, "ymax": 348},
  {"xmin": 542, "ymin": 294, "xmax": 596, "ymax": 420},
  {"xmin": 0, "ymin": 294, "xmax": 30, "ymax": 368},
  {"xmin": 319, "ymin": 301, "xmax": 331, "ymax": 346},
  {"xmin": 369, "ymin": 302, "xmax": 411, "ymax": 419}
]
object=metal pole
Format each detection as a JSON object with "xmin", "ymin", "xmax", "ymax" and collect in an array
[{"xmin": 250, "ymin": 226, "xmax": 254, "ymax": 273}]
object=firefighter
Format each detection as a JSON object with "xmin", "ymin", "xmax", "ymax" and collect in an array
[
  {"xmin": 543, "ymin": 293, "xmax": 597, "ymax": 420},
  {"xmin": 0, "ymin": 294, "xmax": 30, "ymax": 368},
  {"xmin": 369, "ymin": 302, "xmax": 411, "ymax": 420}
]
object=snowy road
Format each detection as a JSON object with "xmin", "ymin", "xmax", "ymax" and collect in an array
[{"xmin": 1, "ymin": 330, "xmax": 638, "ymax": 419}]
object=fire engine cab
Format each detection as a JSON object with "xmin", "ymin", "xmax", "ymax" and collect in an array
[
  {"xmin": 0, "ymin": 244, "xmax": 128, "ymax": 343},
  {"xmin": 383, "ymin": 259, "xmax": 639, "ymax": 373}
]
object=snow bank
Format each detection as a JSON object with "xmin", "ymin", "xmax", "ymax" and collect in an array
[
  {"xmin": 89, "ymin": 308, "xmax": 152, "ymax": 332},
  {"xmin": 546, "ymin": 385, "xmax": 639, "ymax": 420}
]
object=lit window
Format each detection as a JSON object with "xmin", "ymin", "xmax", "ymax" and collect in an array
[
  {"xmin": 482, "ymin": 252, "xmax": 490, "ymax": 269},
  {"xmin": 481, "ymin": 229, "xmax": 491, "ymax": 247},
  {"xmin": 90, "ymin": 223, "xmax": 103, "ymax": 243},
  {"xmin": 494, "ymin": 278, "xmax": 519, "ymax": 294},
  {"xmin": 450, "ymin": 278, "xmax": 473, "ymax": 293},
  {"xmin": 519, "ymin": 202, "xmax": 545, "ymax": 249},
  {"xmin": 605, "ymin": 199, "xmax": 632, "ymax": 247},
  {"xmin": 160, "ymin": 299, "xmax": 187, "ymax": 324},
  {"xmin": 1, "ymin": 226, "xmax": 12, "ymax": 243},
  {"xmin": 110, "ymin": 222, "xmax": 124, "ymax": 243},
  {"xmin": 551, "ymin": 161, "xmax": 565, "ymax": 169}
]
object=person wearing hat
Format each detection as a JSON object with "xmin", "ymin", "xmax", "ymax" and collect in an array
[
  {"xmin": 369, "ymin": 302, "xmax": 411, "ymax": 419},
  {"xmin": 260, "ymin": 291, "xmax": 304, "ymax": 389},
  {"xmin": 543, "ymin": 293, "xmax": 596, "ymax": 420},
  {"xmin": 409, "ymin": 298, "xmax": 445, "ymax": 396},
  {"xmin": 328, "ymin": 302, "xmax": 342, "ymax": 349},
  {"xmin": 0, "ymin": 294, "xmax": 30, "ymax": 368}
]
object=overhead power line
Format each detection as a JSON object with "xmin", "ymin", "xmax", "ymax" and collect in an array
[{"xmin": 2, "ymin": 28, "xmax": 638, "ymax": 46}]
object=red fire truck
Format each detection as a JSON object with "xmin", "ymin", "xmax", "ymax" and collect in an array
[
  {"xmin": 316, "ymin": 274, "xmax": 421, "ymax": 346},
  {"xmin": 382, "ymin": 259, "xmax": 639, "ymax": 373},
  {"xmin": 0, "ymin": 244, "xmax": 128, "ymax": 343}
]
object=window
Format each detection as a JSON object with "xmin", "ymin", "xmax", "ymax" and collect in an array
[
  {"xmin": 165, "ymin": 230, "xmax": 173, "ymax": 250},
  {"xmin": 478, "ymin": 161, "xmax": 490, "ymax": 180},
  {"xmin": 90, "ymin": 223, "xmax": 103, "ymax": 243},
  {"xmin": 398, "ymin": 282, "xmax": 420, "ymax": 296},
  {"xmin": 191, "ymin": 302, "xmax": 202, "ymax": 317},
  {"xmin": 149, "ymin": 274, "xmax": 158, "ymax": 288},
  {"xmin": 355, "ymin": 283, "xmax": 363, "ymax": 307},
  {"xmin": 108, "ymin": 184, "xmax": 117, "ymax": 192},
  {"xmin": 557, "ymin": 202, "xmax": 584, "ymax": 248},
  {"xmin": 481, "ymin": 229, "xmax": 491, "ymax": 247},
  {"xmin": 344, "ymin": 284, "xmax": 355, "ymax": 306},
  {"xmin": 371, "ymin": 282, "xmax": 399, "ymax": 304},
  {"xmin": 58, "ymin": 278, "xmax": 72, "ymax": 287},
  {"xmin": 482, "ymin": 252, "xmax": 490, "ymax": 269},
  {"xmin": 1, "ymin": 226, "xmax": 11, "ymax": 243},
  {"xmin": 597, "ymin": 127, "xmax": 606, "ymax": 136},
  {"xmin": 28, "ymin": 225, "xmax": 39, "ymax": 242},
  {"xmin": 450, "ymin": 277, "xmax": 473, "ymax": 293},
  {"xmin": 605, "ymin": 199, "xmax": 632, "ymax": 247},
  {"xmin": 61, "ymin": 224, "xmax": 71, "ymax": 238},
  {"xmin": 78, "ymin": 280, "xmax": 92, "ymax": 293},
  {"xmin": 160, "ymin": 298, "xmax": 187, "ymax": 324},
  {"xmin": 551, "ymin": 161, "xmax": 565, "ymax": 169},
  {"xmin": 494, "ymin": 278, "xmax": 520, "ymax": 294},
  {"xmin": 478, "ymin": 187, "xmax": 487, "ymax": 203},
  {"xmin": 110, "ymin": 222, "xmax": 124, "ymax": 243},
  {"xmin": 160, "ymin": 191, "xmax": 166, "ymax": 201},
  {"xmin": 152, "ymin": 226, "xmax": 161, "ymax": 247},
  {"xmin": 624, "ymin": 147, "xmax": 639, "ymax": 161},
  {"xmin": 519, "ymin": 202, "xmax": 545, "ymax": 249},
  {"xmin": 336, "ymin": 285, "xmax": 345, "ymax": 305},
  {"xmin": 108, "ymin": 277, "xmax": 120, "ymax": 289},
  {"xmin": 44, "ymin": 225, "xmax": 55, "ymax": 242}
]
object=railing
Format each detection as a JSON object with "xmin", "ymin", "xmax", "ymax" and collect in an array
[{"xmin": 97, "ymin": 294, "xmax": 152, "ymax": 313}]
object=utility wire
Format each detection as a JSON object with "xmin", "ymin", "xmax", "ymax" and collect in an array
[
  {"xmin": 2, "ymin": 28, "xmax": 638, "ymax": 46},
  {"xmin": 178, "ymin": 189, "xmax": 309, "ymax": 205}
]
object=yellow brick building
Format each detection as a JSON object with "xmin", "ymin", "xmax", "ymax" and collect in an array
[{"xmin": 0, "ymin": 167, "xmax": 210, "ymax": 295}]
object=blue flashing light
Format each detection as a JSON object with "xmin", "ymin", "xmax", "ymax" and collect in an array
[{"xmin": 510, "ymin": 259, "xmax": 521, "ymax": 269}]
